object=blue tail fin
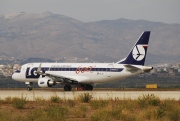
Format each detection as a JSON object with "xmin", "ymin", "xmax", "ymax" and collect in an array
[{"xmin": 118, "ymin": 31, "xmax": 151, "ymax": 65}]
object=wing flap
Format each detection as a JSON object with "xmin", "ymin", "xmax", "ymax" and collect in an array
[{"xmin": 45, "ymin": 73, "xmax": 78, "ymax": 83}]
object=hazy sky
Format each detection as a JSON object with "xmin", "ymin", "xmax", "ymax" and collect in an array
[{"xmin": 1, "ymin": 0, "xmax": 180, "ymax": 23}]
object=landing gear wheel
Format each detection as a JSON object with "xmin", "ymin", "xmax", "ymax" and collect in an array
[
  {"xmin": 26, "ymin": 82, "xmax": 33, "ymax": 91},
  {"xmin": 89, "ymin": 85, "xmax": 93, "ymax": 90},
  {"xmin": 64, "ymin": 85, "xmax": 72, "ymax": 91},
  {"xmin": 85, "ymin": 84, "xmax": 93, "ymax": 91},
  {"xmin": 27, "ymin": 86, "xmax": 32, "ymax": 91}
]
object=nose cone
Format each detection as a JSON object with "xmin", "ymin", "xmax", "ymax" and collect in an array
[
  {"xmin": 12, "ymin": 73, "xmax": 21, "ymax": 81},
  {"xmin": 12, "ymin": 73, "xmax": 16, "ymax": 80}
]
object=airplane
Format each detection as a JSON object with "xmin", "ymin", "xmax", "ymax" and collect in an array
[{"xmin": 12, "ymin": 31, "xmax": 153, "ymax": 91}]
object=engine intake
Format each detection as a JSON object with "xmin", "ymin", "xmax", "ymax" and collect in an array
[{"xmin": 38, "ymin": 77, "xmax": 56, "ymax": 88}]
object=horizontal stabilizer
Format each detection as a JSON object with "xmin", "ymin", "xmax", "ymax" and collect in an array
[
  {"xmin": 124, "ymin": 65, "xmax": 141, "ymax": 73},
  {"xmin": 124, "ymin": 65, "xmax": 153, "ymax": 73}
]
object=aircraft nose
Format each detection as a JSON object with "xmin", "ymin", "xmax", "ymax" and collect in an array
[
  {"xmin": 12, "ymin": 73, "xmax": 21, "ymax": 81},
  {"xmin": 12, "ymin": 73, "xmax": 16, "ymax": 80}
]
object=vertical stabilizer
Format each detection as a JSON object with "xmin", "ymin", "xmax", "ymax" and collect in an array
[{"xmin": 117, "ymin": 31, "xmax": 151, "ymax": 65}]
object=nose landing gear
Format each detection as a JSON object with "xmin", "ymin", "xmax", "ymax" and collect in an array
[
  {"xmin": 25, "ymin": 82, "xmax": 33, "ymax": 91},
  {"xmin": 27, "ymin": 85, "xmax": 32, "ymax": 91}
]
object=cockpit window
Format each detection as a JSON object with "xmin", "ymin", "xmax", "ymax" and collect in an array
[{"xmin": 15, "ymin": 70, "xmax": 21, "ymax": 73}]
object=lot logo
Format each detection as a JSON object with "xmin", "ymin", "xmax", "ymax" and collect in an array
[
  {"xmin": 132, "ymin": 45, "xmax": 147, "ymax": 61},
  {"xmin": 26, "ymin": 67, "xmax": 46, "ymax": 78}
]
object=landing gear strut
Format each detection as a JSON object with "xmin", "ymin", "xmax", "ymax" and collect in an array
[
  {"xmin": 64, "ymin": 85, "xmax": 72, "ymax": 91},
  {"xmin": 25, "ymin": 82, "xmax": 33, "ymax": 91},
  {"xmin": 27, "ymin": 86, "xmax": 32, "ymax": 91}
]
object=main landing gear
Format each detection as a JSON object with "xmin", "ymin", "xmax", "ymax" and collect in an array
[
  {"xmin": 64, "ymin": 85, "xmax": 72, "ymax": 91},
  {"xmin": 63, "ymin": 84, "xmax": 93, "ymax": 91},
  {"xmin": 83, "ymin": 84, "xmax": 93, "ymax": 91}
]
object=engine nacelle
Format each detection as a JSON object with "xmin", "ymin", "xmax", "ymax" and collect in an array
[{"xmin": 38, "ymin": 77, "xmax": 56, "ymax": 88}]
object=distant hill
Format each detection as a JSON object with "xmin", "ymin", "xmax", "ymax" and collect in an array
[{"xmin": 0, "ymin": 12, "xmax": 180, "ymax": 64}]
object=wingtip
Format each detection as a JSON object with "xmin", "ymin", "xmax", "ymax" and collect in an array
[{"xmin": 37, "ymin": 63, "xmax": 42, "ymax": 72}]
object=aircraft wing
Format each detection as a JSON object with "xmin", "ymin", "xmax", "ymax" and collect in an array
[
  {"xmin": 35, "ymin": 64, "xmax": 78, "ymax": 84},
  {"xmin": 124, "ymin": 64, "xmax": 142, "ymax": 73},
  {"xmin": 44, "ymin": 73, "xmax": 78, "ymax": 84}
]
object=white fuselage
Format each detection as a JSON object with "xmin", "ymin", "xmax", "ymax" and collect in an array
[
  {"xmin": 12, "ymin": 62, "xmax": 145, "ymax": 84},
  {"xmin": 11, "ymin": 31, "xmax": 152, "ymax": 91}
]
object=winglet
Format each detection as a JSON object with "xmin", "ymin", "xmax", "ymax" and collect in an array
[
  {"xmin": 35, "ymin": 63, "xmax": 44, "ymax": 75},
  {"xmin": 37, "ymin": 63, "xmax": 42, "ymax": 73}
]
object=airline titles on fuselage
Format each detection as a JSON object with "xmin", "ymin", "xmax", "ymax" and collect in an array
[{"xmin": 25, "ymin": 65, "xmax": 97, "ymax": 79}]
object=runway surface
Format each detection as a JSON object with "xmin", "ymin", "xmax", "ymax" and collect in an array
[{"xmin": 0, "ymin": 90, "xmax": 180, "ymax": 101}]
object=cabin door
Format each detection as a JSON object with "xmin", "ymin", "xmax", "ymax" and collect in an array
[{"xmin": 106, "ymin": 64, "xmax": 113, "ymax": 77}]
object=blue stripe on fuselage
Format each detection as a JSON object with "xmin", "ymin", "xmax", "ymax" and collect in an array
[
  {"xmin": 27, "ymin": 67, "xmax": 123, "ymax": 72},
  {"xmin": 25, "ymin": 67, "xmax": 124, "ymax": 79}
]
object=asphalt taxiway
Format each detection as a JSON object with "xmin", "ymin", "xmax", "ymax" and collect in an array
[{"xmin": 0, "ymin": 90, "xmax": 180, "ymax": 101}]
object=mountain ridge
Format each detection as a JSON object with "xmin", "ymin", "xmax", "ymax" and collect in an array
[{"xmin": 0, "ymin": 12, "xmax": 180, "ymax": 64}]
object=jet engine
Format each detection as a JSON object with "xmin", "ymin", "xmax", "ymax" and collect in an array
[{"xmin": 38, "ymin": 77, "xmax": 56, "ymax": 88}]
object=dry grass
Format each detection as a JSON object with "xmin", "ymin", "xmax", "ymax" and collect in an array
[{"xmin": 0, "ymin": 94, "xmax": 179, "ymax": 121}]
